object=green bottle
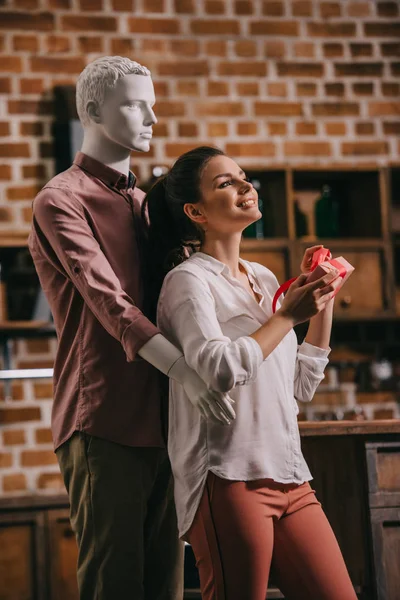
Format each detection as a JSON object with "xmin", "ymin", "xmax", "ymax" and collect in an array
[{"xmin": 315, "ymin": 185, "xmax": 339, "ymax": 238}]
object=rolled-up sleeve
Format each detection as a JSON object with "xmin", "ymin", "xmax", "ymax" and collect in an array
[
  {"xmin": 294, "ymin": 341, "xmax": 330, "ymax": 403},
  {"xmin": 158, "ymin": 268, "xmax": 264, "ymax": 393},
  {"xmin": 31, "ymin": 188, "xmax": 159, "ymax": 360}
]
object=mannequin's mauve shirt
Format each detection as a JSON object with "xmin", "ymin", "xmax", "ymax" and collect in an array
[{"xmin": 29, "ymin": 152, "xmax": 164, "ymax": 450}]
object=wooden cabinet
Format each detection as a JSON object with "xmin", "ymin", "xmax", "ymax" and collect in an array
[{"xmin": 47, "ymin": 510, "xmax": 79, "ymax": 600}]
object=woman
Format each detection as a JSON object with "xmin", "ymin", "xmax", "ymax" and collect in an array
[{"xmin": 143, "ymin": 146, "xmax": 356, "ymax": 600}]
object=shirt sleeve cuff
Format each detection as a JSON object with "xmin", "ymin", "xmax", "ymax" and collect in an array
[
  {"xmin": 244, "ymin": 335, "xmax": 265, "ymax": 367},
  {"xmin": 122, "ymin": 317, "xmax": 161, "ymax": 362},
  {"xmin": 298, "ymin": 341, "xmax": 331, "ymax": 359}
]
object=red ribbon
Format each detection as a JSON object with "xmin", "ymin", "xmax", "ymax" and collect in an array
[{"xmin": 272, "ymin": 248, "xmax": 344, "ymax": 314}]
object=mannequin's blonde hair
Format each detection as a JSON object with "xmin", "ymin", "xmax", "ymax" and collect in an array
[{"xmin": 76, "ymin": 56, "xmax": 151, "ymax": 126}]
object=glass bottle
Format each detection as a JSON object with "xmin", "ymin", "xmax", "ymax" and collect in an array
[{"xmin": 315, "ymin": 185, "xmax": 340, "ymax": 238}]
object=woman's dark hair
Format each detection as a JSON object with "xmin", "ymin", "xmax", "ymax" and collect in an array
[{"xmin": 142, "ymin": 145, "xmax": 225, "ymax": 323}]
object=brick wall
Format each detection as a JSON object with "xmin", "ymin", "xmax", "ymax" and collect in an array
[{"xmin": 0, "ymin": 0, "xmax": 400, "ymax": 495}]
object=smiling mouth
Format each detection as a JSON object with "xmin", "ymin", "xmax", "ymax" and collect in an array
[{"xmin": 237, "ymin": 199, "xmax": 257, "ymax": 208}]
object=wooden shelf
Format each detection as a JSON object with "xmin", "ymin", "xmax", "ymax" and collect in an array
[
  {"xmin": 0, "ymin": 234, "xmax": 29, "ymax": 248},
  {"xmin": 0, "ymin": 320, "xmax": 52, "ymax": 331},
  {"xmin": 299, "ymin": 419, "xmax": 400, "ymax": 437}
]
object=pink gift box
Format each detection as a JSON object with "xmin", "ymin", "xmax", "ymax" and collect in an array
[{"xmin": 306, "ymin": 256, "xmax": 355, "ymax": 296}]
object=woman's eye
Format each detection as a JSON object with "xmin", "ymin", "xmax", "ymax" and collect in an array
[
  {"xmin": 219, "ymin": 180, "xmax": 233, "ymax": 188},
  {"xmin": 244, "ymin": 177, "xmax": 251, "ymax": 183}
]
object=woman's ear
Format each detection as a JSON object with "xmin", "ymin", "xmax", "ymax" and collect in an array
[
  {"xmin": 86, "ymin": 101, "xmax": 102, "ymax": 124},
  {"xmin": 183, "ymin": 203, "xmax": 207, "ymax": 225}
]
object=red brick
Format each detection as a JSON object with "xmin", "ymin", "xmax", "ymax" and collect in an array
[
  {"xmin": 37, "ymin": 472, "xmax": 65, "ymax": 490},
  {"xmin": 217, "ymin": 61, "xmax": 267, "ymax": 77},
  {"xmin": 165, "ymin": 142, "xmax": 209, "ymax": 158},
  {"xmin": 268, "ymin": 82, "xmax": 287, "ymax": 97},
  {"xmin": 262, "ymin": 1, "xmax": 285, "ymax": 16},
  {"xmin": 255, "ymin": 102, "xmax": 303, "ymax": 116},
  {"xmin": 0, "ymin": 452, "xmax": 13, "ymax": 468},
  {"xmin": 178, "ymin": 122, "xmax": 198, "ymax": 137},
  {"xmin": 3, "ymin": 473, "xmax": 27, "ymax": 492},
  {"xmin": 78, "ymin": 36, "xmax": 103, "ymax": 53},
  {"xmin": 205, "ymin": 0, "xmax": 225, "ymax": 13},
  {"xmin": 142, "ymin": 0, "xmax": 164, "ymax": 9},
  {"xmin": 312, "ymin": 103, "xmax": 359, "ymax": 116},
  {"xmin": 292, "ymin": 1, "xmax": 313, "ymax": 16},
  {"xmin": 0, "ymin": 122, "xmax": 10, "ymax": 136},
  {"xmin": 251, "ymin": 20, "xmax": 298, "ymax": 36},
  {"xmin": 364, "ymin": 23, "xmax": 400, "ymax": 37},
  {"xmin": 264, "ymin": 40, "xmax": 286, "ymax": 58},
  {"xmin": 383, "ymin": 121, "xmax": 400, "ymax": 135},
  {"xmin": 20, "ymin": 122, "xmax": 44, "ymax": 136},
  {"xmin": 176, "ymin": 81, "xmax": 199, "ymax": 95},
  {"xmin": 277, "ymin": 62, "xmax": 324, "ymax": 77},
  {"xmin": 15, "ymin": 0, "xmax": 39, "ymax": 8},
  {"xmin": 352, "ymin": 82, "xmax": 374, "ymax": 95},
  {"xmin": 208, "ymin": 81, "xmax": 229, "ymax": 96},
  {"xmin": 18, "ymin": 359, "xmax": 54, "ymax": 369},
  {"xmin": 325, "ymin": 122, "xmax": 346, "ymax": 135},
  {"xmin": 0, "ymin": 207, "xmax": 12, "ymax": 222},
  {"xmin": 13, "ymin": 35, "xmax": 39, "ymax": 52},
  {"xmin": 30, "ymin": 57, "xmax": 85, "ymax": 74},
  {"xmin": 170, "ymin": 40, "xmax": 199, "ymax": 56},
  {"xmin": 0, "ymin": 165, "xmax": 12, "ymax": 180},
  {"xmin": 227, "ymin": 143, "xmax": 276, "ymax": 157},
  {"xmin": 46, "ymin": 35, "xmax": 71, "ymax": 53},
  {"xmin": 347, "ymin": 2, "xmax": 371, "ymax": 17},
  {"xmin": 33, "ymin": 382, "xmax": 53, "ymax": 399},
  {"xmin": 8, "ymin": 100, "xmax": 53, "ymax": 115},
  {"xmin": 350, "ymin": 43, "xmax": 373, "ymax": 58},
  {"xmin": 234, "ymin": 0, "xmax": 252, "ymax": 13},
  {"xmin": 204, "ymin": 41, "xmax": 227, "ymax": 56},
  {"xmin": 0, "ymin": 57, "xmax": 23, "ymax": 73},
  {"xmin": 323, "ymin": 43, "xmax": 344, "ymax": 58},
  {"xmin": 158, "ymin": 61, "xmax": 208, "ymax": 77},
  {"xmin": 35, "ymin": 428, "xmax": 53, "ymax": 444},
  {"xmin": 295, "ymin": 122, "xmax": 317, "ymax": 135},
  {"xmin": 110, "ymin": 0, "xmax": 132, "ymax": 8},
  {"xmin": 334, "ymin": 63, "xmax": 383, "ymax": 77},
  {"xmin": 140, "ymin": 38, "xmax": 167, "ymax": 53},
  {"xmin": 0, "ymin": 144, "xmax": 30, "ymax": 158},
  {"xmin": 268, "ymin": 122, "xmax": 287, "ymax": 135},
  {"xmin": 174, "ymin": 0, "xmax": 194, "ymax": 12},
  {"xmin": 308, "ymin": 23, "xmax": 356, "ymax": 36},
  {"xmin": 293, "ymin": 42, "xmax": 315, "ymax": 58},
  {"xmin": 377, "ymin": 2, "xmax": 399, "ymax": 17},
  {"xmin": 49, "ymin": 0, "xmax": 71, "ymax": 7},
  {"xmin": 152, "ymin": 101, "xmax": 185, "ymax": 117},
  {"xmin": 382, "ymin": 82, "xmax": 400, "ymax": 96},
  {"xmin": 320, "ymin": 2, "xmax": 341, "ymax": 17},
  {"xmin": 196, "ymin": 102, "xmax": 243, "ymax": 117},
  {"xmin": 3, "ymin": 429, "xmax": 26, "ymax": 445},
  {"xmin": 381, "ymin": 43, "xmax": 400, "ymax": 57},
  {"xmin": 234, "ymin": 40, "xmax": 257, "ymax": 57},
  {"xmin": 79, "ymin": 0, "xmax": 104, "ymax": 9},
  {"xmin": 191, "ymin": 20, "xmax": 240, "ymax": 35},
  {"xmin": 26, "ymin": 339, "xmax": 50, "ymax": 354},
  {"xmin": 153, "ymin": 122, "xmax": 169, "ymax": 137},
  {"xmin": 22, "ymin": 206, "xmax": 33, "ymax": 223},
  {"xmin": 21, "ymin": 450, "xmax": 57, "ymax": 467},
  {"xmin": 325, "ymin": 82, "xmax": 344, "ymax": 96},
  {"xmin": 19, "ymin": 78, "xmax": 45, "ymax": 95},
  {"xmin": 236, "ymin": 122, "xmax": 258, "ymax": 136},
  {"xmin": 342, "ymin": 142, "xmax": 388, "ymax": 155},
  {"xmin": 355, "ymin": 122, "xmax": 375, "ymax": 135},
  {"xmin": 62, "ymin": 15, "xmax": 117, "ymax": 32},
  {"xmin": 369, "ymin": 102, "xmax": 400, "ymax": 116},
  {"xmin": 153, "ymin": 81, "xmax": 169, "ymax": 96},
  {"xmin": 0, "ymin": 77, "xmax": 12, "ymax": 93},
  {"xmin": 7, "ymin": 185, "xmax": 41, "ymax": 201},
  {"xmin": 110, "ymin": 38, "xmax": 134, "ymax": 55},
  {"xmin": 208, "ymin": 123, "xmax": 228, "ymax": 137},
  {"xmin": 236, "ymin": 82, "xmax": 259, "ymax": 96},
  {"xmin": 284, "ymin": 142, "xmax": 331, "ymax": 156},
  {"xmin": 0, "ymin": 12, "xmax": 54, "ymax": 31},
  {"xmin": 23, "ymin": 163, "xmax": 46, "ymax": 178}
]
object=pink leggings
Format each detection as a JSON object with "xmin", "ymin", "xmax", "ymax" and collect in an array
[{"xmin": 186, "ymin": 473, "xmax": 357, "ymax": 600}]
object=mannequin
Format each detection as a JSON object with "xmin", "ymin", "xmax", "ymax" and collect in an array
[{"xmin": 28, "ymin": 56, "xmax": 233, "ymax": 600}]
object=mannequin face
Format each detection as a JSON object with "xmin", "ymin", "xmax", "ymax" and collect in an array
[
  {"xmin": 95, "ymin": 74, "xmax": 157, "ymax": 153},
  {"xmin": 184, "ymin": 155, "xmax": 261, "ymax": 235}
]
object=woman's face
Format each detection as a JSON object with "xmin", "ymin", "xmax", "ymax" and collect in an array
[{"xmin": 184, "ymin": 155, "xmax": 262, "ymax": 236}]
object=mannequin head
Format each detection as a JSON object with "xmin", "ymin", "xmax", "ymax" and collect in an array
[{"xmin": 76, "ymin": 56, "xmax": 157, "ymax": 154}]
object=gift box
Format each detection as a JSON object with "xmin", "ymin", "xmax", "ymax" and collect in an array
[{"xmin": 272, "ymin": 247, "xmax": 355, "ymax": 313}]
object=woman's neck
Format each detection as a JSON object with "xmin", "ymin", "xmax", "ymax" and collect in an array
[{"xmin": 201, "ymin": 232, "xmax": 243, "ymax": 278}]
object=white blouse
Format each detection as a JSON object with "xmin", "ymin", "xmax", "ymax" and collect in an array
[{"xmin": 157, "ymin": 252, "xmax": 330, "ymax": 538}]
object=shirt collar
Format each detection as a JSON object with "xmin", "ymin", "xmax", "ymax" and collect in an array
[
  {"xmin": 74, "ymin": 152, "xmax": 137, "ymax": 191},
  {"xmin": 193, "ymin": 252, "xmax": 254, "ymax": 278}
]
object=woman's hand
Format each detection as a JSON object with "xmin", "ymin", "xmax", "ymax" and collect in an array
[
  {"xmin": 278, "ymin": 270, "xmax": 339, "ymax": 327},
  {"xmin": 300, "ymin": 245, "xmax": 331, "ymax": 274}
]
